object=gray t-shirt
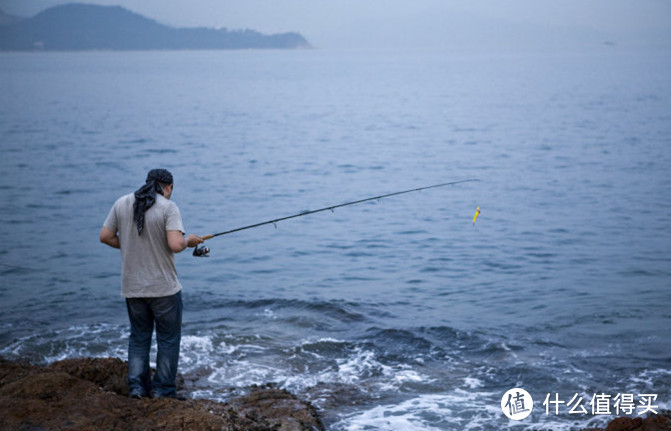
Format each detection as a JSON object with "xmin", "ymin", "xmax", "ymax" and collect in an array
[{"xmin": 103, "ymin": 193, "xmax": 185, "ymax": 298}]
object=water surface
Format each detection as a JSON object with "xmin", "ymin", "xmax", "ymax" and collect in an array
[{"xmin": 1, "ymin": 48, "xmax": 670, "ymax": 430}]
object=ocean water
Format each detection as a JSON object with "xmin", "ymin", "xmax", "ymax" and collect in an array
[{"xmin": 1, "ymin": 48, "xmax": 670, "ymax": 430}]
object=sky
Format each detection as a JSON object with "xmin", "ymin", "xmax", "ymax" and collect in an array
[{"xmin": 1, "ymin": 0, "xmax": 670, "ymax": 49}]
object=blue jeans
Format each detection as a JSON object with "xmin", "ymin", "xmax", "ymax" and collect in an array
[{"xmin": 125, "ymin": 291, "xmax": 182, "ymax": 398}]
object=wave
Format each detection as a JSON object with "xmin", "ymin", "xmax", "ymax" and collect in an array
[{"xmin": 2, "ymin": 317, "xmax": 669, "ymax": 430}]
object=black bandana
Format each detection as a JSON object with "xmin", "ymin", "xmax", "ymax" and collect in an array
[{"xmin": 133, "ymin": 169, "xmax": 173, "ymax": 235}]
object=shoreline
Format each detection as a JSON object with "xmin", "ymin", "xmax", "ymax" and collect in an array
[
  {"xmin": 1, "ymin": 356, "xmax": 668, "ymax": 431},
  {"xmin": 0, "ymin": 356, "xmax": 324, "ymax": 431}
]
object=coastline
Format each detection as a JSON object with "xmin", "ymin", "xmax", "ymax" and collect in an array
[
  {"xmin": 0, "ymin": 356, "xmax": 668, "ymax": 431},
  {"xmin": 0, "ymin": 356, "xmax": 324, "ymax": 431}
]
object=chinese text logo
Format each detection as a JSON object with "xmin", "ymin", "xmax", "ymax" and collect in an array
[{"xmin": 501, "ymin": 388, "xmax": 534, "ymax": 420}]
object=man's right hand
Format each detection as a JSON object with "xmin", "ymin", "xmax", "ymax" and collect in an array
[
  {"xmin": 167, "ymin": 231, "xmax": 203, "ymax": 253},
  {"xmin": 186, "ymin": 234, "xmax": 205, "ymax": 248}
]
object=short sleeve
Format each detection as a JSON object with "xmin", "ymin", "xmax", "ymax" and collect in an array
[
  {"xmin": 165, "ymin": 202, "xmax": 185, "ymax": 234},
  {"xmin": 103, "ymin": 200, "xmax": 119, "ymax": 232}
]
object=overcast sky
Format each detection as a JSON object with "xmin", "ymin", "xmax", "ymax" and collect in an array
[{"xmin": 2, "ymin": 0, "xmax": 670, "ymax": 49}]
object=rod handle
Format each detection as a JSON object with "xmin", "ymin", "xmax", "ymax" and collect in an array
[{"xmin": 201, "ymin": 234, "xmax": 214, "ymax": 241}]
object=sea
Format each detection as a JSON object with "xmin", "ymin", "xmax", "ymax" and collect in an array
[{"xmin": 1, "ymin": 47, "xmax": 670, "ymax": 430}]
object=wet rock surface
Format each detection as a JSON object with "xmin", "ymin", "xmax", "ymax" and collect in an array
[
  {"xmin": 0, "ymin": 357, "xmax": 324, "ymax": 431},
  {"xmin": 1, "ymin": 356, "xmax": 668, "ymax": 430},
  {"xmin": 580, "ymin": 413, "xmax": 671, "ymax": 431}
]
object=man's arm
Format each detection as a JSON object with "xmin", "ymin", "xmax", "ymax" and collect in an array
[
  {"xmin": 167, "ymin": 230, "xmax": 203, "ymax": 253},
  {"xmin": 99, "ymin": 227, "xmax": 120, "ymax": 249}
]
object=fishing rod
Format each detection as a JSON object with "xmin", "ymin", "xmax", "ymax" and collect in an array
[{"xmin": 193, "ymin": 179, "xmax": 479, "ymax": 257}]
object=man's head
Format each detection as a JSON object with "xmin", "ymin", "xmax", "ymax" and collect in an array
[
  {"xmin": 133, "ymin": 168, "xmax": 174, "ymax": 235},
  {"xmin": 146, "ymin": 169, "xmax": 173, "ymax": 199}
]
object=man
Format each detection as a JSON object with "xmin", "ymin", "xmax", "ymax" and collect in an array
[{"xmin": 100, "ymin": 168, "xmax": 203, "ymax": 399}]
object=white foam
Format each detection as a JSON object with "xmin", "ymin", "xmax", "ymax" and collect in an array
[
  {"xmin": 331, "ymin": 390, "xmax": 502, "ymax": 431},
  {"xmin": 627, "ymin": 368, "xmax": 671, "ymax": 389},
  {"xmin": 305, "ymin": 345, "xmax": 432, "ymax": 393},
  {"xmin": 180, "ymin": 335, "xmax": 220, "ymax": 367},
  {"xmin": 303, "ymin": 337, "xmax": 347, "ymax": 344},
  {"xmin": 463, "ymin": 377, "xmax": 484, "ymax": 389},
  {"xmin": 259, "ymin": 308, "xmax": 277, "ymax": 319},
  {"xmin": 337, "ymin": 348, "xmax": 391, "ymax": 383},
  {"xmin": 395, "ymin": 369, "xmax": 426, "ymax": 383},
  {"xmin": 207, "ymin": 360, "xmax": 284, "ymax": 388},
  {"xmin": 0, "ymin": 323, "xmax": 128, "ymax": 363},
  {"xmin": 187, "ymin": 337, "xmax": 436, "ymax": 407},
  {"xmin": 182, "ymin": 335, "xmax": 214, "ymax": 351}
]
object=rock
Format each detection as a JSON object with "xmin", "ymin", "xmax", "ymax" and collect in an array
[
  {"xmin": 229, "ymin": 386, "xmax": 324, "ymax": 431},
  {"xmin": 0, "ymin": 357, "xmax": 324, "ymax": 431},
  {"xmin": 48, "ymin": 357, "xmax": 130, "ymax": 396},
  {"xmin": 605, "ymin": 415, "xmax": 671, "ymax": 431},
  {"xmin": 607, "ymin": 417, "xmax": 644, "ymax": 431},
  {"xmin": 580, "ymin": 412, "xmax": 671, "ymax": 431}
]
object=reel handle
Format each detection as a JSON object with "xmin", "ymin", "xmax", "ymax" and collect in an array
[
  {"xmin": 192, "ymin": 234, "xmax": 214, "ymax": 257},
  {"xmin": 193, "ymin": 244, "xmax": 210, "ymax": 257}
]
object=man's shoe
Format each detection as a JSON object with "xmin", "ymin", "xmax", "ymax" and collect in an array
[{"xmin": 129, "ymin": 389, "xmax": 147, "ymax": 399}]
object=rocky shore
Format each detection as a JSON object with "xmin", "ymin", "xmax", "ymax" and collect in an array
[
  {"xmin": 580, "ymin": 414, "xmax": 670, "ymax": 431},
  {"xmin": 1, "ymin": 356, "xmax": 668, "ymax": 431},
  {"xmin": 0, "ymin": 357, "xmax": 324, "ymax": 431}
]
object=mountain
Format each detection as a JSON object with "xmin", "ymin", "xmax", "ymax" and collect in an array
[
  {"xmin": 0, "ymin": 9, "xmax": 24, "ymax": 26},
  {"xmin": 0, "ymin": 3, "xmax": 311, "ymax": 51}
]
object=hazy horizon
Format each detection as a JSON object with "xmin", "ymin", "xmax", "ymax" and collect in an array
[{"xmin": 1, "ymin": 0, "xmax": 670, "ymax": 50}]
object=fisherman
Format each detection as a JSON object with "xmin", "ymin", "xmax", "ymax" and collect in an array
[{"xmin": 99, "ymin": 168, "xmax": 203, "ymax": 399}]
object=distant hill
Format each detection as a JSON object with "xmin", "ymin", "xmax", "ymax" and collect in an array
[
  {"xmin": 0, "ymin": 3, "xmax": 311, "ymax": 51},
  {"xmin": 0, "ymin": 9, "xmax": 24, "ymax": 26}
]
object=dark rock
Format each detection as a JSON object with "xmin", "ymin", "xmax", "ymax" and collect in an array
[
  {"xmin": 0, "ymin": 357, "xmax": 324, "ymax": 431},
  {"xmin": 229, "ymin": 387, "xmax": 324, "ymax": 431},
  {"xmin": 580, "ymin": 412, "xmax": 671, "ymax": 431},
  {"xmin": 48, "ymin": 357, "xmax": 130, "ymax": 396},
  {"xmin": 604, "ymin": 415, "xmax": 671, "ymax": 431}
]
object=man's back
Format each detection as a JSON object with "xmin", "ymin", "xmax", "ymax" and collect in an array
[{"xmin": 103, "ymin": 193, "xmax": 184, "ymax": 298}]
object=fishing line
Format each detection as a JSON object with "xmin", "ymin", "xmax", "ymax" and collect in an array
[{"xmin": 193, "ymin": 179, "xmax": 479, "ymax": 257}]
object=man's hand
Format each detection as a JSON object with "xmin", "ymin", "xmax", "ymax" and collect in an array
[
  {"xmin": 186, "ymin": 234, "xmax": 204, "ymax": 248},
  {"xmin": 167, "ymin": 231, "xmax": 204, "ymax": 253}
]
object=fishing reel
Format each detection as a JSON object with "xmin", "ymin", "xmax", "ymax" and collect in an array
[{"xmin": 193, "ymin": 244, "xmax": 210, "ymax": 257}]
